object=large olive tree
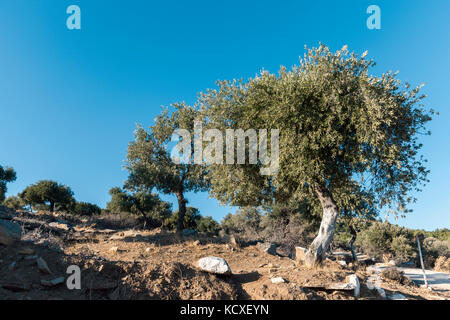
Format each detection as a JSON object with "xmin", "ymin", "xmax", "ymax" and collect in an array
[
  {"xmin": 199, "ymin": 44, "xmax": 433, "ymax": 266},
  {"xmin": 125, "ymin": 104, "xmax": 210, "ymax": 233}
]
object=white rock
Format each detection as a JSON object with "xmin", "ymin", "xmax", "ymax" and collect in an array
[
  {"xmin": 347, "ymin": 274, "xmax": 360, "ymax": 298},
  {"xmin": 41, "ymin": 277, "xmax": 65, "ymax": 287},
  {"xmin": 271, "ymin": 277, "xmax": 286, "ymax": 284},
  {"xmin": 49, "ymin": 222, "xmax": 70, "ymax": 231},
  {"xmin": 198, "ymin": 256, "xmax": 231, "ymax": 275}
]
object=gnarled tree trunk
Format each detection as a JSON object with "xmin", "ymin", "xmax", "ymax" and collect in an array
[
  {"xmin": 348, "ymin": 225, "xmax": 358, "ymax": 262},
  {"xmin": 304, "ymin": 185, "xmax": 340, "ymax": 267},
  {"xmin": 176, "ymin": 191, "xmax": 187, "ymax": 234}
]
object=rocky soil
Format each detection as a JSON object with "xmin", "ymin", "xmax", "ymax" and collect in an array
[{"xmin": 1, "ymin": 206, "xmax": 449, "ymax": 300}]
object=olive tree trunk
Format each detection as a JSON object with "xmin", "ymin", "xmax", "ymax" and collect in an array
[
  {"xmin": 49, "ymin": 202, "xmax": 55, "ymax": 213},
  {"xmin": 176, "ymin": 192, "xmax": 187, "ymax": 233},
  {"xmin": 304, "ymin": 185, "xmax": 340, "ymax": 267},
  {"xmin": 348, "ymin": 225, "xmax": 358, "ymax": 262}
]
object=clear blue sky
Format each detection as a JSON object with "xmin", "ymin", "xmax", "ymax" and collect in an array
[{"xmin": 0, "ymin": 1, "xmax": 449, "ymax": 230}]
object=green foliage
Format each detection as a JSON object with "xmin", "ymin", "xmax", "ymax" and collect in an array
[
  {"xmin": 19, "ymin": 180, "xmax": 74, "ymax": 213},
  {"xmin": 0, "ymin": 166, "xmax": 16, "ymax": 203},
  {"xmin": 355, "ymin": 221, "xmax": 416, "ymax": 261},
  {"xmin": 391, "ymin": 235, "xmax": 416, "ymax": 262},
  {"xmin": 197, "ymin": 216, "xmax": 221, "ymax": 235},
  {"xmin": 221, "ymin": 207, "xmax": 263, "ymax": 235},
  {"xmin": 72, "ymin": 201, "xmax": 101, "ymax": 216},
  {"xmin": 106, "ymin": 187, "xmax": 171, "ymax": 226},
  {"xmin": 199, "ymin": 44, "xmax": 433, "ymax": 251},
  {"xmin": 125, "ymin": 103, "xmax": 210, "ymax": 231},
  {"xmin": 165, "ymin": 207, "xmax": 202, "ymax": 230},
  {"xmin": 3, "ymin": 195, "xmax": 24, "ymax": 210}
]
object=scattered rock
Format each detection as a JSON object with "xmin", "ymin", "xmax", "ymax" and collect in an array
[
  {"xmin": 36, "ymin": 257, "xmax": 52, "ymax": 274},
  {"xmin": 0, "ymin": 219, "xmax": 22, "ymax": 245},
  {"xmin": 198, "ymin": 256, "xmax": 232, "ymax": 275},
  {"xmin": 271, "ymin": 277, "xmax": 286, "ymax": 284},
  {"xmin": 8, "ymin": 261, "xmax": 16, "ymax": 271},
  {"xmin": 193, "ymin": 240, "xmax": 201, "ymax": 246},
  {"xmin": 18, "ymin": 247, "xmax": 35, "ymax": 255},
  {"xmin": 258, "ymin": 242, "xmax": 277, "ymax": 256},
  {"xmin": 388, "ymin": 259, "xmax": 397, "ymax": 266},
  {"xmin": 389, "ymin": 293, "xmax": 407, "ymax": 300},
  {"xmin": 48, "ymin": 222, "xmax": 70, "ymax": 231},
  {"xmin": 347, "ymin": 274, "xmax": 360, "ymax": 298},
  {"xmin": 337, "ymin": 260, "xmax": 347, "ymax": 267},
  {"xmin": 41, "ymin": 277, "xmax": 65, "ymax": 287},
  {"xmin": 145, "ymin": 247, "xmax": 152, "ymax": 253},
  {"xmin": 1, "ymin": 282, "xmax": 30, "ymax": 292},
  {"xmin": 109, "ymin": 234, "xmax": 123, "ymax": 241},
  {"xmin": 295, "ymin": 246, "xmax": 307, "ymax": 262},
  {"xmin": 109, "ymin": 246, "xmax": 120, "ymax": 253}
]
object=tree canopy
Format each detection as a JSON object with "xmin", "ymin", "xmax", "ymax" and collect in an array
[
  {"xmin": 125, "ymin": 103, "xmax": 209, "ymax": 232},
  {"xmin": 106, "ymin": 187, "xmax": 172, "ymax": 227},
  {"xmin": 199, "ymin": 44, "xmax": 433, "ymax": 265},
  {"xmin": 19, "ymin": 180, "xmax": 74, "ymax": 213},
  {"xmin": 0, "ymin": 165, "xmax": 16, "ymax": 203}
]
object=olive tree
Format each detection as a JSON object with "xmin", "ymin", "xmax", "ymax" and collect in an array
[
  {"xmin": 199, "ymin": 44, "xmax": 433, "ymax": 266},
  {"xmin": 106, "ymin": 187, "xmax": 171, "ymax": 228},
  {"xmin": 19, "ymin": 180, "xmax": 74, "ymax": 213},
  {"xmin": 125, "ymin": 104, "xmax": 209, "ymax": 233},
  {"xmin": 0, "ymin": 165, "xmax": 16, "ymax": 203}
]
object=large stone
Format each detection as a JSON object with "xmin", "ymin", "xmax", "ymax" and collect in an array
[
  {"xmin": 271, "ymin": 277, "xmax": 286, "ymax": 284},
  {"xmin": 295, "ymin": 246, "xmax": 307, "ymax": 262},
  {"xmin": 198, "ymin": 256, "xmax": 232, "ymax": 275},
  {"xmin": 48, "ymin": 222, "xmax": 70, "ymax": 231},
  {"xmin": 36, "ymin": 257, "xmax": 52, "ymax": 274},
  {"xmin": 41, "ymin": 277, "xmax": 65, "ymax": 287},
  {"xmin": 347, "ymin": 274, "xmax": 360, "ymax": 298},
  {"xmin": 0, "ymin": 219, "xmax": 22, "ymax": 245},
  {"xmin": 258, "ymin": 242, "xmax": 277, "ymax": 256}
]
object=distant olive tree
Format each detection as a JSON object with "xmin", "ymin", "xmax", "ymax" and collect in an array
[
  {"xmin": 19, "ymin": 180, "xmax": 74, "ymax": 213},
  {"xmin": 3, "ymin": 195, "xmax": 24, "ymax": 211},
  {"xmin": 200, "ymin": 44, "xmax": 433, "ymax": 266},
  {"xmin": 0, "ymin": 165, "xmax": 16, "ymax": 203},
  {"xmin": 72, "ymin": 201, "xmax": 102, "ymax": 216},
  {"xmin": 125, "ymin": 104, "xmax": 209, "ymax": 233},
  {"xmin": 106, "ymin": 187, "xmax": 171, "ymax": 228}
]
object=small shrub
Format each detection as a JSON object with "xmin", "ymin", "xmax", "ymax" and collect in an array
[
  {"xmin": 72, "ymin": 201, "xmax": 101, "ymax": 216},
  {"xmin": 3, "ymin": 195, "xmax": 24, "ymax": 211},
  {"xmin": 434, "ymin": 256, "xmax": 450, "ymax": 272},
  {"xmin": 197, "ymin": 216, "xmax": 220, "ymax": 235},
  {"xmin": 391, "ymin": 235, "xmax": 416, "ymax": 263}
]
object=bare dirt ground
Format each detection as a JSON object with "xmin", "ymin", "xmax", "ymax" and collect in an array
[{"xmin": 1, "ymin": 210, "xmax": 449, "ymax": 300}]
